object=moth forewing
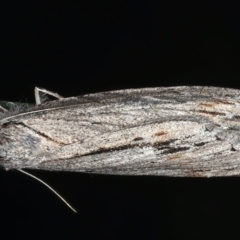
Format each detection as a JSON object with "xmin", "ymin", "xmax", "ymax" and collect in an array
[{"xmin": 1, "ymin": 86, "xmax": 240, "ymax": 177}]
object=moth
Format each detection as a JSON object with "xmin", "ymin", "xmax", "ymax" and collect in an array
[
  {"xmin": 2, "ymin": 86, "xmax": 240, "ymax": 211},
  {"xmin": 1, "ymin": 86, "xmax": 240, "ymax": 178}
]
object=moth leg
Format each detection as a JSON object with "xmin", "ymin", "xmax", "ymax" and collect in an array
[
  {"xmin": 0, "ymin": 105, "xmax": 8, "ymax": 112},
  {"xmin": 34, "ymin": 87, "xmax": 63, "ymax": 105}
]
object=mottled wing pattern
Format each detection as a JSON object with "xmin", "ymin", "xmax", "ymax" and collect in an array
[{"xmin": 1, "ymin": 86, "xmax": 240, "ymax": 176}]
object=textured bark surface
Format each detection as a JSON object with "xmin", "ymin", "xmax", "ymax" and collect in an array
[{"xmin": 1, "ymin": 86, "xmax": 240, "ymax": 177}]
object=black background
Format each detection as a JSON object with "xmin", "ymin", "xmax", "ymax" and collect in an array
[{"xmin": 1, "ymin": 1, "xmax": 240, "ymax": 239}]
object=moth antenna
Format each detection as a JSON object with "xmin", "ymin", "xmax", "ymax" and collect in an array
[{"xmin": 18, "ymin": 169, "xmax": 77, "ymax": 213}]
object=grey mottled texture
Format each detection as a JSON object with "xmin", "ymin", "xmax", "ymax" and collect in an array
[{"xmin": 1, "ymin": 86, "xmax": 240, "ymax": 177}]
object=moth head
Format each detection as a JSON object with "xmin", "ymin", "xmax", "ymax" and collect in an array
[{"xmin": 0, "ymin": 121, "xmax": 41, "ymax": 169}]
